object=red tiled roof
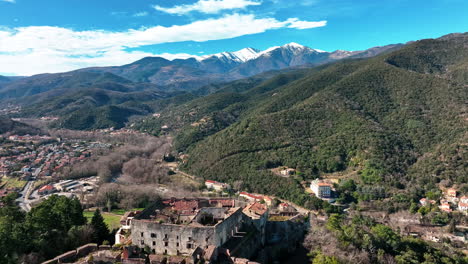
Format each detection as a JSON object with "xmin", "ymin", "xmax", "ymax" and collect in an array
[
  {"xmin": 247, "ymin": 202, "xmax": 267, "ymax": 215},
  {"xmin": 239, "ymin": 192, "xmax": 263, "ymax": 200},
  {"xmin": 39, "ymin": 185, "xmax": 54, "ymax": 192},
  {"xmin": 171, "ymin": 199, "xmax": 200, "ymax": 214}
]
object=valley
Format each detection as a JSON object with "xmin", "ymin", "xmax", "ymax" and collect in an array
[{"xmin": 0, "ymin": 32, "xmax": 467, "ymax": 264}]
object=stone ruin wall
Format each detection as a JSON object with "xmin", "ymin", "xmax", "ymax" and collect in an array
[{"xmin": 130, "ymin": 208, "xmax": 245, "ymax": 256}]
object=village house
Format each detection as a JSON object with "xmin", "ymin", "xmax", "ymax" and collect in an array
[
  {"xmin": 204, "ymin": 180, "xmax": 230, "ymax": 192},
  {"xmin": 280, "ymin": 168, "xmax": 295, "ymax": 176},
  {"xmin": 458, "ymin": 196, "xmax": 468, "ymax": 213},
  {"xmin": 278, "ymin": 203, "xmax": 290, "ymax": 211},
  {"xmin": 38, "ymin": 185, "xmax": 56, "ymax": 195},
  {"xmin": 439, "ymin": 202, "xmax": 452, "ymax": 213},
  {"xmin": 419, "ymin": 198, "xmax": 436, "ymax": 206},
  {"xmin": 447, "ymin": 188, "xmax": 457, "ymax": 198},
  {"xmin": 239, "ymin": 192, "xmax": 263, "ymax": 202},
  {"xmin": 310, "ymin": 179, "xmax": 332, "ymax": 198}
]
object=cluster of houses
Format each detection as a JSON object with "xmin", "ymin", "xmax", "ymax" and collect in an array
[
  {"xmin": 419, "ymin": 187, "xmax": 468, "ymax": 214},
  {"xmin": 204, "ymin": 180, "xmax": 298, "ymax": 217},
  {"xmin": 0, "ymin": 137, "xmax": 111, "ymax": 179},
  {"xmin": 0, "ymin": 137, "xmax": 113, "ymax": 208},
  {"xmin": 7, "ymin": 134, "xmax": 53, "ymax": 143}
]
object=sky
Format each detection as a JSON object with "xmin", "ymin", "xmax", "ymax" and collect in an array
[{"xmin": 0, "ymin": 0, "xmax": 467, "ymax": 76}]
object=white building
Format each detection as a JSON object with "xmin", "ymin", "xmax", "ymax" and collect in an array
[
  {"xmin": 310, "ymin": 179, "xmax": 332, "ymax": 198},
  {"xmin": 280, "ymin": 168, "xmax": 295, "ymax": 176},
  {"xmin": 205, "ymin": 180, "xmax": 230, "ymax": 191},
  {"xmin": 458, "ymin": 196, "xmax": 468, "ymax": 213}
]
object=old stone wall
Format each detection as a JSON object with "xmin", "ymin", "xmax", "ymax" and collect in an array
[
  {"xmin": 259, "ymin": 217, "xmax": 310, "ymax": 263},
  {"xmin": 40, "ymin": 243, "xmax": 99, "ymax": 264},
  {"xmin": 213, "ymin": 208, "xmax": 244, "ymax": 246},
  {"xmin": 131, "ymin": 220, "xmax": 216, "ymax": 256},
  {"xmin": 131, "ymin": 208, "xmax": 245, "ymax": 256}
]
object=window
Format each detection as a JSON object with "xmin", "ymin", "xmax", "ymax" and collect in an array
[
  {"xmin": 140, "ymin": 232, "xmax": 144, "ymax": 237},
  {"xmin": 151, "ymin": 233, "xmax": 156, "ymax": 238},
  {"xmin": 187, "ymin": 243, "xmax": 192, "ymax": 249},
  {"xmin": 176, "ymin": 235, "xmax": 179, "ymax": 239},
  {"xmin": 140, "ymin": 240, "xmax": 144, "ymax": 245},
  {"xmin": 152, "ymin": 241, "xmax": 156, "ymax": 246},
  {"xmin": 176, "ymin": 242, "xmax": 179, "ymax": 247},
  {"xmin": 188, "ymin": 236, "xmax": 192, "ymax": 241},
  {"xmin": 164, "ymin": 234, "xmax": 168, "ymax": 239},
  {"xmin": 165, "ymin": 242, "xmax": 168, "ymax": 247}
]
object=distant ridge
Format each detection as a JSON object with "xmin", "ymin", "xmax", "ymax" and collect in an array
[{"xmin": 76, "ymin": 42, "xmax": 404, "ymax": 89}]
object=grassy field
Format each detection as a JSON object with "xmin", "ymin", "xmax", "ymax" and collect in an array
[
  {"xmin": 83, "ymin": 210, "xmax": 122, "ymax": 230},
  {"xmin": 1, "ymin": 177, "xmax": 27, "ymax": 189},
  {"xmin": 110, "ymin": 208, "xmax": 144, "ymax": 215}
]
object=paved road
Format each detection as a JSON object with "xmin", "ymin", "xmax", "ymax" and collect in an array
[
  {"xmin": 15, "ymin": 166, "xmax": 42, "ymax": 211},
  {"xmin": 16, "ymin": 180, "xmax": 34, "ymax": 211}
]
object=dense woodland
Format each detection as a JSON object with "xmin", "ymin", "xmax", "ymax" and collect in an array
[
  {"xmin": 0, "ymin": 194, "xmax": 111, "ymax": 264},
  {"xmin": 164, "ymin": 34, "xmax": 468, "ymax": 211}
]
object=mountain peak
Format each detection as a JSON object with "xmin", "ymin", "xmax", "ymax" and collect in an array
[
  {"xmin": 202, "ymin": 47, "xmax": 261, "ymax": 63},
  {"xmin": 283, "ymin": 42, "xmax": 305, "ymax": 48}
]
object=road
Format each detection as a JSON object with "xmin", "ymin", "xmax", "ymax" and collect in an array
[
  {"xmin": 15, "ymin": 166, "xmax": 42, "ymax": 211},
  {"xmin": 16, "ymin": 180, "xmax": 34, "ymax": 211}
]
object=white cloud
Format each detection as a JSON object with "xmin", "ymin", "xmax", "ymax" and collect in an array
[
  {"xmin": 0, "ymin": 14, "xmax": 326, "ymax": 75},
  {"xmin": 286, "ymin": 18, "xmax": 327, "ymax": 29},
  {"xmin": 133, "ymin": 11, "xmax": 148, "ymax": 17},
  {"xmin": 1, "ymin": 0, "xmax": 16, "ymax": 3},
  {"xmin": 154, "ymin": 0, "xmax": 262, "ymax": 15}
]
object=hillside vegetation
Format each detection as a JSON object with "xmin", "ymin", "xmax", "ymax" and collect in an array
[{"xmin": 150, "ymin": 33, "xmax": 468, "ymax": 208}]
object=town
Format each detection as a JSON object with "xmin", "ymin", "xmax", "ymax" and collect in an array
[{"xmin": 0, "ymin": 133, "xmax": 113, "ymax": 209}]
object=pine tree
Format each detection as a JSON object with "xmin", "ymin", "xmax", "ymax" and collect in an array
[{"xmin": 90, "ymin": 209, "xmax": 109, "ymax": 244}]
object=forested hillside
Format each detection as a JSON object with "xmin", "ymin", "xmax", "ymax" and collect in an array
[{"xmin": 158, "ymin": 33, "xmax": 468, "ymax": 208}]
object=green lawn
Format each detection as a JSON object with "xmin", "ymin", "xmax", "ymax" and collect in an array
[
  {"xmin": 1, "ymin": 177, "xmax": 27, "ymax": 189},
  {"xmin": 110, "ymin": 208, "xmax": 144, "ymax": 215},
  {"xmin": 83, "ymin": 210, "xmax": 122, "ymax": 230}
]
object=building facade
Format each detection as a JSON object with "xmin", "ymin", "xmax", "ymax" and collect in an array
[
  {"xmin": 310, "ymin": 179, "xmax": 332, "ymax": 198},
  {"xmin": 129, "ymin": 199, "xmax": 262, "ymax": 256}
]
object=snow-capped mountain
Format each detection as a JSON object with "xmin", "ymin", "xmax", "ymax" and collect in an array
[
  {"xmin": 79, "ymin": 42, "xmax": 403, "ymax": 90},
  {"xmin": 200, "ymin": 42, "xmax": 325, "ymax": 64},
  {"xmin": 203, "ymin": 47, "xmax": 261, "ymax": 63}
]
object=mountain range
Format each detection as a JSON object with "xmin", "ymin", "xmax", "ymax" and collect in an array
[
  {"xmin": 0, "ymin": 41, "xmax": 404, "ymax": 129},
  {"xmin": 80, "ymin": 42, "xmax": 403, "ymax": 89}
]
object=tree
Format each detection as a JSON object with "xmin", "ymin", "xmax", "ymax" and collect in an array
[
  {"xmin": 90, "ymin": 209, "xmax": 109, "ymax": 245},
  {"xmin": 310, "ymin": 250, "xmax": 341, "ymax": 264}
]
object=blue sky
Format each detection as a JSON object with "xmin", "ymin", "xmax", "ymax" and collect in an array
[{"xmin": 0, "ymin": 0, "xmax": 467, "ymax": 75}]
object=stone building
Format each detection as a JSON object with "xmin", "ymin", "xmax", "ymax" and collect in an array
[{"xmin": 130, "ymin": 198, "xmax": 264, "ymax": 258}]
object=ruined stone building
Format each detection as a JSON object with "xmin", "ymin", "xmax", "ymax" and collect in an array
[{"xmin": 130, "ymin": 198, "xmax": 268, "ymax": 261}]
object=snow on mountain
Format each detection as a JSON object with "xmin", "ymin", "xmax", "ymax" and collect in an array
[
  {"xmin": 259, "ymin": 42, "xmax": 326, "ymax": 57},
  {"xmin": 200, "ymin": 43, "xmax": 327, "ymax": 63},
  {"xmin": 202, "ymin": 47, "xmax": 261, "ymax": 63}
]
